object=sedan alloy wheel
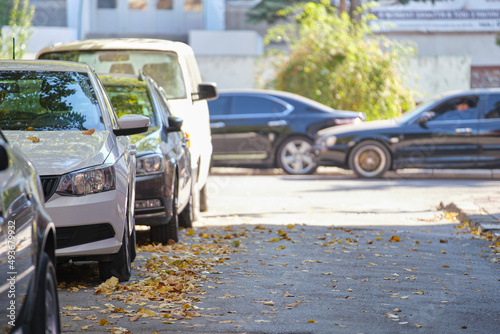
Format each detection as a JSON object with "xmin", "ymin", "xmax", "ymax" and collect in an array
[{"xmin": 277, "ymin": 137, "xmax": 318, "ymax": 175}]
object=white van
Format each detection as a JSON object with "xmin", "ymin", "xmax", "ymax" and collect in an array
[{"xmin": 37, "ymin": 38, "xmax": 217, "ymax": 223}]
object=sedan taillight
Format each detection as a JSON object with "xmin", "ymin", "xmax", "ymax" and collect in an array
[{"xmin": 334, "ymin": 117, "xmax": 362, "ymax": 125}]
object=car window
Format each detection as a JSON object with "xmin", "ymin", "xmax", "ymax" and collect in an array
[
  {"xmin": 233, "ymin": 96, "xmax": 287, "ymax": 115},
  {"xmin": 485, "ymin": 94, "xmax": 500, "ymax": 119},
  {"xmin": 0, "ymin": 71, "xmax": 104, "ymax": 131},
  {"xmin": 103, "ymin": 83, "xmax": 158, "ymax": 128},
  {"xmin": 39, "ymin": 50, "xmax": 186, "ymax": 99},
  {"xmin": 208, "ymin": 96, "xmax": 231, "ymax": 116},
  {"xmin": 429, "ymin": 95, "xmax": 480, "ymax": 122}
]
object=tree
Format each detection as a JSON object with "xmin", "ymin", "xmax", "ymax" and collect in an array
[
  {"xmin": 260, "ymin": 1, "xmax": 417, "ymax": 120},
  {"xmin": 0, "ymin": 0, "xmax": 35, "ymax": 60}
]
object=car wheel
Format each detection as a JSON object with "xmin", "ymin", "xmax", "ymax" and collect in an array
[
  {"xmin": 277, "ymin": 136, "xmax": 318, "ymax": 175},
  {"xmin": 151, "ymin": 177, "xmax": 179, "ymax": 244},
  {"xmin": 129, "ymin": 223, "xmax": 137, "ymax": 262},
  {"xmin": 179, "ymin": 190, "xmax": 194, "ymax": 229},
  {"xmin": 99, "ymin": 223, "xmax": 131, "ymax": 282},
  {"xmin": 348, "ymin": 140, "xmax": 391, "ymax": 178},
  {"xmin": 32, "ymin": 253, "xmax": 61, "ymax": 334}
]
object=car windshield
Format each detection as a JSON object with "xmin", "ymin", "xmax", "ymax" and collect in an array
[
  {"xmin": 102, "ymin": 81, "xmax": 158, "ymax": 128},
  {"xmin": 0, "ymin": 71, "xmax": 104, "ymax": 131},
  {"xmin": 396, "ymin": 95, "xmax": 444, "ymax": 124},
  {"xmin": 39, "ymin": 50, "xmax": 186, "ymax": 100}
]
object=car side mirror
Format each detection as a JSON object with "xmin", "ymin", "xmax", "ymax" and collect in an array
[
  {"xmin": 192, "ymin": 82, "xmax": 218, "ymax": 102},
  {"xmin": 113, "ymin": 114, "xmax": 150, "ymax": 136},
  {"xmin": 0, "ymin": 145, "xmax": 9, "ymax": 171},
  {"xmin": 165, "ymin": 116, "xmax": 183, "ymax": 133},
  {"xmin": 417, "ymin": 111, "xmax": 435, "ymax": 128}
]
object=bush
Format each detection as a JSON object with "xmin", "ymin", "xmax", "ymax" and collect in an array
[{"xmin": 261, "ymin": 1, "xmax": 417, "ymax": 120}]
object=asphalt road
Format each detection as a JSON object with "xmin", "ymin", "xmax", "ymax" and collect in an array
[{"xmin": 56, "ymin": 168, "xmax": 500, "ymax": 333}]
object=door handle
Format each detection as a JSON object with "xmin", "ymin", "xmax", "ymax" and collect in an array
[
  {"xmin": 211, "ymin": 122, "xmax": 225, "ymax": 129},
  {"xmin": 455, "ymin": 128, "xmax": 472, "ymax": 134},
  {"xmin": 267, "ymin": 120, "xmax": 287, "ymax": 127}
]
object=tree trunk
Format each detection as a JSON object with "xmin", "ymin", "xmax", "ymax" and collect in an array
[
  {"xmin": 339, "ymin": 0, "xmax": 346, "ymax": 15},
  {"xmin": 349, "ymin": 0, "xmax": 362, "ymax": 20}
]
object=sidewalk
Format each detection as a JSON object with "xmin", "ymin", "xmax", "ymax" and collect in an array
[{"xmin": 442, "ymin": 194, "xmax": 500, "ymax": 239}]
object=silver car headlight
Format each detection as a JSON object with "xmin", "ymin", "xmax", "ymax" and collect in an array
[
  {"xmin": 57, "ymin": 165, "xmax": 116, "ymax": 196},
  {"xmin": 136, "ymin": 155, "xmax": 165, "ymax": 175}
]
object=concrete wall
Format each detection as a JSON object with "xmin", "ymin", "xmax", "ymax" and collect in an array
[{"xmin": 196, "ymin": 53, "xmax": 471, "ymax": 100}]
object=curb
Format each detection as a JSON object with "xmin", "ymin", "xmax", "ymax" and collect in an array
[{"xmin": 441, "ymin": 201, "xmax": 500, "ymax": 239}]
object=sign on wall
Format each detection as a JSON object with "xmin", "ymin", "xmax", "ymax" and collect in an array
[{"xmin": 371, "ymin": 0, "xmax": 500, "ymax": 32}]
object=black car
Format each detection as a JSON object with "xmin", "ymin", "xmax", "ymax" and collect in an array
[
  {"xmin": 208, "ymin": 89, "xmax": 365, "ymax": 175},
  {"xmin": 313, "ymin": 89, "xmax": 500, "ymax": 178},
  {"xmin": 0, "ymin": 131, "xmax": 60, "ymax": 333},
  {"xmin": 100, "ymin": 74, "xmax": 193, "ymax": 244}
]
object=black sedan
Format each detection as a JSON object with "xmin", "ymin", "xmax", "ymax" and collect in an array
[
  {"xmin": 208, "ymin": 89, "xmax": 365, "ymax": 175},
  {"xmin": 100, "ymin": 74, "xmax": 193, "ymax": 244},
  {"xmin": 0, "ymin": 131, "xmax": 60, "ymax": 333},
  {"xmin": 313, "ymin": 89, "xmax": 500, "ymax": 178}
]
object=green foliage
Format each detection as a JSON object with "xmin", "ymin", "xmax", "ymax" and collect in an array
[
  {"xmin": 0, "ymin": 0, "xmax": 13, "ymax": 27},
  {"xmin": 246, "ymin": 0, "xmax": 307, "ymax": 24},
  {"xmin": 0, "ymin": 0, "xmax": 35, "ymax": 60},
  {"xmin": 261, "ymin": 1, "xmax": 417, "ymax": 120}
]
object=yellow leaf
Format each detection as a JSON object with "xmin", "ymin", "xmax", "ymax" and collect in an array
[
  {"xmin": 99, "ymin": 318, "xmax": 109, "ymax": 326},
  {"xmin": 82, "ymin": 129, "xmax": 95, "ymax": 135},
  {"xmin": 442, "ymin": 265, "xmax": 450, "ymax": 268},
  {"xmin": 186, "ymin": 229, "xmax": 194, "ymax": 236},
  {"xmin": 286, "ymin": 224, "xmax": 295, "ymax": 229},
  {"xmin": 27, "ymin": 135, "xmax": 40, "ymax": 143},
  {"xmin": 389, "ymin": 236, "xmax": 401, "ymax": 242},
  {"xmin": 308, "ymin": 319, "xmax": 316, "ymax": 323},
  {"xmin": 440, "ymin": 250, "xmax": 446, "ymax": 254},
  {"xmin": 268, "ymin": 238, "xmax": 279, "ymax": 242}
]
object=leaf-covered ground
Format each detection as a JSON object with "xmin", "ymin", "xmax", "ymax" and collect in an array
[{"xmin": 57, "ymin": 214, "xmax": 500, "ymax": 333}]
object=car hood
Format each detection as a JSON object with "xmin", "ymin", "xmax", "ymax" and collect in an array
[
  {"xmin": 130, "ymin": 127, "xmax": 162, "ymax": 154},
  {"xmin": 318, "ymin": 119, "xmax": 397, "ymax": 137},
  {"xmin": 3, "ymin": 131, "xmax": 113, "ymax": 175}
]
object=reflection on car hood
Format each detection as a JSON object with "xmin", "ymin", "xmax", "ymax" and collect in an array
[
  {"xmin": 4, "ymin": 131, "xmax": 112, "ymax": 175},
  {"xmin": 318, "ymin": 119, "xmax": 396, "ymax": 137},
  {"xmin": 131, "ymin": 128, "xmax": 161, "ymax": 153}
]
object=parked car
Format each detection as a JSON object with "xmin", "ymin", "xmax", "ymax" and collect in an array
[
  {"xmin": 0, "ymin": 60, "xmax": 150, "ymax": 281},
  {"xmin": 313, "ymin": 89, "xmax": 500, "ymax": 178},
  {"xmin": 0, "ymin": 130, "xmax": 60, "ymax": 333},
  {"xmin": 207, "ymin": 89, "xmax": 365, "ymax": 175},
  {"xmin": 99, "ymin": 73, "xmax": 192, "ymax": 242},
  {"xmin": 37, "ymin": 38, "xmax": 217, "ymax": 220}
]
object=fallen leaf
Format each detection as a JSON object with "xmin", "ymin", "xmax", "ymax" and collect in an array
[
  {"xmin": 82, "ymin": 129, "xmax": 95, "ymax": 135},
  {"xmin": 27, "ymin": 136, "xmax": 40, "ymax": 143},
  {"xmin": 99, "ymin": 318, "xmax": 109, "ymax": 326},
  {"xmin": 389, "ymin": 236, "xmax": 401, "ymax": 242}
]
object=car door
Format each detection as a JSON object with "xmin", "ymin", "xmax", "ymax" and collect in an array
[
  {"xmin": 0, "ymin": 144, "xmax": 35, "ymax": 328},
  {"xmin": 477, "ymin": 92, "xmax": 500, "ymax": 167},
  {"xmin": 394, "ymin": 94, "xmax": 481, "ymax": 168},
  {"xmin": 211, "ymin": 94, "xmax": 291, "ymax": 163},
  {"xmin": 209, "ymin": 95, "xmax": 232, "ymax": 159}
]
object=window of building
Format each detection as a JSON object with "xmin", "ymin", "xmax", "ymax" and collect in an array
[
  {"xmin": 185, "ymin": 0, "xmax": 202, "ymax": 11},
  {"xmin": 157, "ymin": 0, "xmax": 173, "ymax": 9},
  {"xmin": 129, "ymin": 0, "xmax": 147, "ymax": 10},
  {"xmin": 98, "ymin": 0, "xmax": 116, "ymax": 9}
]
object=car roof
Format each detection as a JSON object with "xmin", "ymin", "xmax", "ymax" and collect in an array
[
  {"xmin": 37, "ymin": 38, "xmax": 193, "ymax": 57},
  {"xmin": 0, "ymin": 59, "xmax": 92, "ymax": 72}
]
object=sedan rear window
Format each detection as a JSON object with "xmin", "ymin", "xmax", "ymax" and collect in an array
[{"xmin": 0, "ymin": 71, "xmax": 104, "ymax": 131}]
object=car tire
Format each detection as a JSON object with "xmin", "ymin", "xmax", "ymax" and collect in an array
[
  {"xmin": 129, "ymin": 224, "xmax": 137, "ymax": 262},
  {"xmin": 277, "ymin": 136, "xmax": 318, "ymax": 175},
  {"xmin": 151, "ymin": 177, "xmax": 179, "ymax": 244},
  {"xmin": 179, "ymin": 190, "xmax": 194, "ymax": 229},
  {"xmin": 348, "ymin": 140, "xmax": 391, "ymax": 178},
  {"xmin": 99, "ymin": 223, "xmax": 131, "ymax": 282},
  {"xmin": 31, "ymin": 253, "xmax": 61, "ymax": 334}
]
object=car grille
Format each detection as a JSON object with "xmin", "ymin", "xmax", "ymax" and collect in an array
[
  {"xmin": 39, "ymin": 176, "xmax": 60, "ymax": 202},
  {"xmin": 56, "ymin": 223, "xmax": 116, "ymax": 249}
]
